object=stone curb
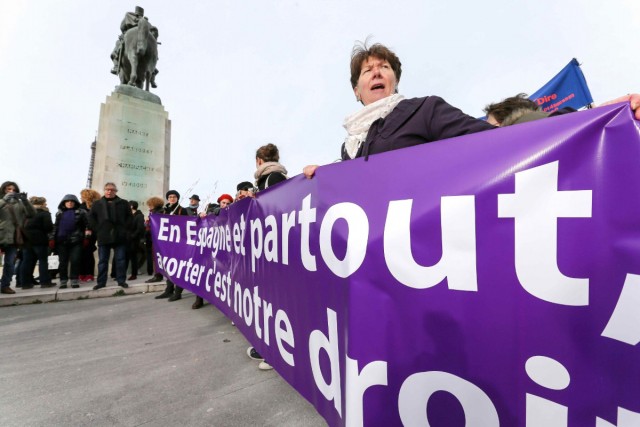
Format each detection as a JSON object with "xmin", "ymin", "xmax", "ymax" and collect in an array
[{"xmin": 0, "ymin": 279, "xmax": 168, "ymax": 307}]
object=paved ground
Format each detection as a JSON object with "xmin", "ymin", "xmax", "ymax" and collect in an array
[{"xmin": 0, "ymin": 286, "xmax": 326, "ymax": 426}]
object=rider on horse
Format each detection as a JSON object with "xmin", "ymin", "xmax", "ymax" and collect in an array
[{"xmin": 110, "ymin": 6, "xmax": 159, "ymax": 88}]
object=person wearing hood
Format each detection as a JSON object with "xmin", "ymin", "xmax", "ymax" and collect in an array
[
  {"xmin": 51, "ymin": 194, "xmax": 89, "ymax": 289},
  {"xmin": 21, "ymin": 196, "xmax": 55, "ymax": 289},
  {"xmin": 155, "ymin": 190, "xmax": 188, "ymax": 301},
  {"xmin": 0, "ymin": 181, "xmax": 35, "ymax": 294}
]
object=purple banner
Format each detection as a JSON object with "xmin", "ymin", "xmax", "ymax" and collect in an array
[{"xmin": 151, "ymin": 103, "xmax": 640, "ymax": 426}]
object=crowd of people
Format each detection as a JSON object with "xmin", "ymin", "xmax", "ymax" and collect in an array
[
  {"xmin": 2, "ymin": 42, "xmax": 640, "ymax": 373},
  {"xmin": 0, "ymin": 142, "xmax": 289, "ymax": 370}
]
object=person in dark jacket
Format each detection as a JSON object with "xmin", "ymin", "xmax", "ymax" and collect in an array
[
  {"xmin": 125, "ymin": 201, "xmax": 145, "ymax": 281},
  {"xmin": 182, "ymin": 197, "xmax": 204, "ymax": 308},
  {"xmin": 0, "ymin": 181, "xmax": 35, "ymax": 294},
  {"xmin": 248, "ymin": 147, "xmax": 289, "ymax": 371},
  {"xmin": 185, "ymin": 194, "xmax": 200, "ymax": 216},
  {"xmin": 88, "ymin": 182, "xmax": 132, "ymax": 290},
  {"xmin": 144, "ymin": 196, "xmax": 164, "ymax": 283},
  {"xmin": 154, "ymin": 190, "xmax": 188, "ymax": 301},
  {"xmin": 78, "ymin": 188, "xmax": 101, "ymax": 282},
  {"xmin": 302, "ymin": 42, "xmax": 640, "ymax": 178},
  {"xmin": 302, "ymin": 42, "xmax": 495, "ymax": 178},
  {"xmin": 254, "ymin": 144, "xmax": 287, "ymax": 191},
  {"xmin": 21, "ymin": 196, "xmax": 55, "ymax": 289},
  {"xmin": 51, "ymin": 194, "xmax": 89, "ymax": 289}
]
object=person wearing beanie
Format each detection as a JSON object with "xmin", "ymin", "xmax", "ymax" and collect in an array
[
  {"xmin": 204, "ymin": 194, "xmax": 232, "ymax": 216},
  {"xmin": 155, "ymin": 190, "xmax": 188, "ymax": 301},
  {"xmin": 21, "ymin": 196, "xmax": 56, "ymax": 289},
  {"xmin": 235, "ymin": 182, "xmax": 254, "ymax": 201},
  {"xmin": 52, "ymin": 194, "xmax": 89, "ymax": 289},
  {"xmin": 217, "ymin": 194, "xmax": 233, "ymax": 206},
  {"xmin": 165, "ymin": 190, "xmax": 180, "ymax": 201}
]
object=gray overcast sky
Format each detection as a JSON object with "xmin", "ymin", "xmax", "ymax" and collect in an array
[{"xmin": 1, "ymin": 1, "xmax": 639, "ymax": 208}]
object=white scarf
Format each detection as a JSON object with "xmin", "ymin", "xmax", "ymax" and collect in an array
[
  {"xmin": 254, "ymin": 162, "xmax": 288, "ymax": 180},
  {"xmin": 342, "ymin": 94, "xmax": 405, "ymax": 159}
]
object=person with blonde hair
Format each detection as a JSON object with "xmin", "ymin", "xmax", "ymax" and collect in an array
[{"xmin": 79, "ymin": 189, "xmax": 101, "ymax": 282}]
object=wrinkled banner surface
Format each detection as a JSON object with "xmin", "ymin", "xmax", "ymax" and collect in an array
[{"xmin": 151, "ymin": 104, "xmax": 640, "ymax": 426}]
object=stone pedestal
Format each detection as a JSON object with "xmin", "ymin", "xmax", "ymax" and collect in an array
[{"xmin": 92, "ymin": 85, "xmax": 170, "ymax": 212}]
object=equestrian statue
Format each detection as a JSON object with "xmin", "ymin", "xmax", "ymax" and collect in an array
[{"xmin": 110, "ymin": 6, "xmax": 159, "ymax": 91}]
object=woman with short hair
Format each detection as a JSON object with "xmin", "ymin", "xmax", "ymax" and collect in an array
[{"xmin": 303, "ymin": 42, "xmax": 495, "ymax": 178}]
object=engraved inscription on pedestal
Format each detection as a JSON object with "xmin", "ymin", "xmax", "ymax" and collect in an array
[{"xmin": 92, "ymin": 86, "xmax": 170, "ymax": 212}]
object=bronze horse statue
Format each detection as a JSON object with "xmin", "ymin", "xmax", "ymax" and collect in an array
[{"xmin": 118, "ymin": 18, "xmax": 157, "ymax": 91}]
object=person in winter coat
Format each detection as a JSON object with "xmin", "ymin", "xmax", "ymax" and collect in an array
[
  {"xmin": 51, "ymin": 194, "xmax": 89, "ymax": 289},
  {"xmin": 154, "ymin": 190, "xmax": 188, "ymax": 301},
  {"xmin": 185, "ymin": 194, "xmax": 200, "ymax": 216},
  {"xmin": 247, "ymin": 147, "xmax": 289, "ymax": 371},
  {"xmin": 144, "ymin": 196, "xmax": 164, "ymax": 283},
  {"xmin": 254, "ymin": 144, "xmax": 287, "ymax": 191},
  {"xmin": 187, "ymin": 195, "xmax": 204, "ymax": 309},
  {"xmin": 88, "ymin": 182, "xmax": 132, "ymax": 290},
  {"xmin": 301, "ymin": 42, "xmax": 495, "ymax": 179},
  {"xmin": 21, "ymin": 196, "xmax": 55, "ymax": 289},
  {"xmin": 0, "ymin": 181, "xmax": 35, "ymax": 294},
  {"xmin": 78, "ymin": 188, "xmax": 101, "ymax": 282},
  {"xmin": 126, "ymin": 200, "xmax": 145, "ymax": 280}
]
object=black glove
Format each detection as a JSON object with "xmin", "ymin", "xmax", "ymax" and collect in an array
[{"xmin": 17, "ymin": 193, "xmax": 28, "ymax": 202}]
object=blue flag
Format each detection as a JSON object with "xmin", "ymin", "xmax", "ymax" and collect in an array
[{"xmin": 529, "ymin": 58, "xmax": 593, "ymax": 113}]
